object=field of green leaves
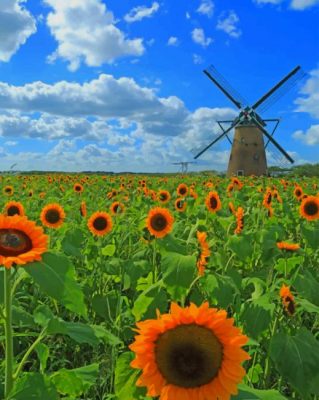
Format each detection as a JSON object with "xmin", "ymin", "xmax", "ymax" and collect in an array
[{"xmin": 0, "ymin": 173, "xmax": 319, "ymax": 400}]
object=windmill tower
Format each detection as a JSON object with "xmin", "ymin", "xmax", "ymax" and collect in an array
[
  {"xmin": 194, "ymin": 65, "xmax": 305, "ymax": 176},
  {"xmin": 172, "ymin": 161, "xmax": 196, "ymax": 173}
]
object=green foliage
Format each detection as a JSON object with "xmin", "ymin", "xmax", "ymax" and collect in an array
[
  {"xmin": 26, "ymin": 252, "xmax": 87, "ymax": 318},
  {"xmin": 270, "ymin": 328, "xmax": 319, "ymax": 398}
]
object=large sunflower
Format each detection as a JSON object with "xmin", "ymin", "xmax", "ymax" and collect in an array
[
  {"xmin": 40, "ymin": 203, "xmax": 65, "ymax": 228},
  {"xmin": 0, "ymin": 215, "xmax": 48, "ymax": 268},
  {"xmin": 205, "ymin": 191, "xmax": 222, "ymax": 213},
  {"xmin": 130, "ymin": 302, "xmax": 249, "ymax": 399},
  {"xmin": 299, "ymin": 195, "xmax": 319, "ymax": 221},
  {"xmin": 146, "ymin": 207, "xmax": 174, "ymax": 238},
  {"xmin": 87, "ymin": 211, "xmax": 113, "ymax": 236},
  {"xmin": 4, "ymin": 201, "xmax": 25, "ymax": 217}
]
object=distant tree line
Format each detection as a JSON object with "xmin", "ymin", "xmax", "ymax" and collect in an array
[{"xmin": 268, "ymin": 163, "xmax": 319, "ymax": 178}]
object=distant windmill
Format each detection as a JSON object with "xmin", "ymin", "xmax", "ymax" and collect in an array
[
  {"xmin": 194, "ymin": 65, "xmax": 305, "ymax": 176},
  {"xmin": 172, "ymin": 161, "xmax": 197, "ymax": 173}
]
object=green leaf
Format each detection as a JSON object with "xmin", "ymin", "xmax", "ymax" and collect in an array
[
  {"xmin": 101, "ymin": 244, "xmax": 116, "ymax": 256},
  {"xmin": 35, "ymin": 343, "xmax": 50, "ymax": 373},
  {"xmin": 114, "ymin": 352, "xmax": 145, "ymax": 400},
  {"xmin": 50, "ymin": 363, "xmax": 99, "ymax": 397},
  {"xmin": 294, "ymin": 270, "xmax": 319, "ymax": 306},
  {"xmin": 274, "ymin": 256, "xmax": 302, "ymax": 275},
  {"xmin": 92, "ymin": 290, "xmax": 120, "ymax": 321},
  {"xmin": 233, "ymin": 384, "xmax": 287, "ymax": 399},
  {"xmin": 12, "ymin": 305, "xmax": 36, "ymax": 327},
  {"xmin": 162, "ymin": 252, "xmax": 196, "ymax": 302},
  {"xmin": 228, "ymin": 234, "xmax": 254, "ymax": 261},
  {"xmin": 61, "ymin": 228, "xmax": 85, "ymax": 257},
  {"xmin": 0, "ymin": 270, "xmax": 3, "ymax": 304},
  {"xmin": 241, "ymin": 295, "xmax": 275, "ymax": 339},
  {"xmin": 298, "ymin": 298, "xmax": 319, "ymax": 313},
  {"xmin": 203, "ymin": 274, "xmax": 238, "ymax": 309},
  {"xmin": 132, "ymin": 281, "xmax": 167, "ymax": 321},
  {"xmin": 25, "ymin": 252, "xmax": 87, "ymax": 318},
  {"xmin": 270, "ymin": 328, "xmax": 319, "ymax": 398},
  {"xmin": 301, "ymin": 224, "xmax": 319, "ymax": 249},
  {"xmin": 8, "ymin": 373, "xmax": 58, "ymax": 400}
]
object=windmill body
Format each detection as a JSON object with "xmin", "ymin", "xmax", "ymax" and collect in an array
[
  {"xmin": 195, "ymin": 66, "xmax": 305, "ymax": 176},
  {"xmin": 228, "ymin": 125, "xmax": 267, "ymax": 176}
]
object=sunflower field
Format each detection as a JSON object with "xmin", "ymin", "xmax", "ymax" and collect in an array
[{"xmin": 0, "ymin": 173, "xmax": 319, "ymax": 400}]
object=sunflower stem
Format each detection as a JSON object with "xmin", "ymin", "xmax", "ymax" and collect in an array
[
  {"xmin": 4, "ymin": 267, "xmax": 14, "ymax": 398},
  {"xmin": 13, "ymin": 327, "xmax": 47, "ymax": 381}
]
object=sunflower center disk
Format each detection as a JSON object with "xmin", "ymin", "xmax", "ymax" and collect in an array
[
  {"xmin": 304, "ymin": 201, "xmax": 318, "ymax": 216},
  {"xmin": 210, "ymin": 197, "xmax": 218, "ymax": 209},
  {"xmin": 150, "ymin": 214, "xmax": 167, "ymax": 231},
  {"xmin": 0, "ymin": 229, "xmax": 33, "ymax": 256},
  {"xmin": 155, "ymin": 324, "xmax": 223, "ymax": 388},
  {"xmin": 45, "ymin": 210, "xmax": 61, "ymax": 224},
  {"xmin": 93, "ymin": 217, "xmax": 107, "ymax": 231},
  {"xmin": 8, "ymin": 206, "xmax": 20, "ymax": 216}
]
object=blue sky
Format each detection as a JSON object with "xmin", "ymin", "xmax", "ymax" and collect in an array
[{"xmin": 0, "ymin": 0, "xmax": 318, "ymax": 172}]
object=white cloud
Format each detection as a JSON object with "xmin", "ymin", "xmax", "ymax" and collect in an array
[
  {"xmin": 197, "ymin": 0, "xmax": 214, "ymax": 17},
  {"xmin": 193, "ymin": 54, "xmax": 204, "ymax": 64},
  {"xmin": 295, "ymin": 68, "xmax": 319, "ymax": 118},
  {"xmin": 0, "ymin": 74, "xmax": 241, "ymax": 172},
  {"xmin": 124, "ymin": 2, "xmax": 159, "ymax": 23},
  {"xmin": 254, "ymin": 0, "xmax": 319, "ymax": 8},
  {"xmin": 4, "ymin": 140, "xmax": 17, "ymax": 146},
  {"xmin": 216, "ymin": 11, "xmax": 241, "ymax": 38},
  {"xmin": 44, "ymin": 0, "xmax": 144, "ymax": 71},
  {"xmin": 191, "ymin": 28, "xmax": 213, "ymax": 47},
  {"xmin": 293, "ymin": 125, "xmax": 319, "ymax": 145},
  {"xmin": 291, "ymin": 0, "xmax": 319, "ymax": 9},
  {"xmin": 186, "ymin": 12, "xmax": 191, "ymax": 19},
  {"xmin": 0, "ymin": 0, "xmax": 36, "ymax": 62},
  {"xmin": 167, "ymin": 36, "xmax": 179, "ymax": 46}
]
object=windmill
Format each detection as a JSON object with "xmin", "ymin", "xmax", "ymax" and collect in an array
[
  {"xmin": 172, "ymin": 161, "xmax": 196, "ymax": 173},
  {"xmin": 194, "ymin": 65, "xmax": 305, "ymax": 177}
]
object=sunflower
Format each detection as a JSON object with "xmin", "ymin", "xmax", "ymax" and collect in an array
[
  {"xmin": 40, "ymin": 203, "xmax": 65, "ymax": 228},
  {"xmin": 279, "ymin": 284, "xmax": 296, "ymax": 316},
  {"xmin": 174, "ymin": 198, "xmax": 187, "ymax": 212},
  {"xmin": 146, "ymin": 207, "xmax": 174, "ymax": 238},
  {"xmin": 196, "ymin": 231, "xmax": 210, "ymax": 276},
  {"xmin": 234, "ymin": 207, "xmax": 244, "ymax": 234},
  {"xmin": 0, "ymin": 215, "xmax": 48, "ymax": 269},
  {"xmin": 87, "ymin": 211, "xmax": 113, "ymax": 236},
  {"xmin": 205, "ymin": 191, "xmax": 222, "ymax": 213},
  {"xmin": 4, "ymin": 201, "xmax": 25, "ymax": 217},
  {"xmin": 177, "ymin": 183, "xmax": 188, "ymax": 197},
  {"xmin": 73, "ymin": 183, "xmax": 84, "ymax": 193},
  {"xmin": 277, "ymin": 241, "xmax": 300, "ymax": 251},
  {"xmin": 130, "ymin": 302, "xmax": 250, "ymax": 400},
  {"xmin": 157, "ymin": 190, "xmax": 171, "ymax": 204},
  {"xmin": 299, "ymin": 195, "xmax": 319, "ymax": 221},
  {"xmin": 80, "ymin": 201, "xmax": 87, "ymax": 217},
  {"xmin": 293, "ymin": 185, "xmax": 303, "ymax": 201},
  {"xmin": 262, "ymin": 190, "xmax": 272, "ymax": 209},
  {"xmin": 110, "ymin": 201, "xmax": 125, "ymax": 215},
  {"xmin": 3, "ymin": 186, "xmax": 14, "ymax": 196}
]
